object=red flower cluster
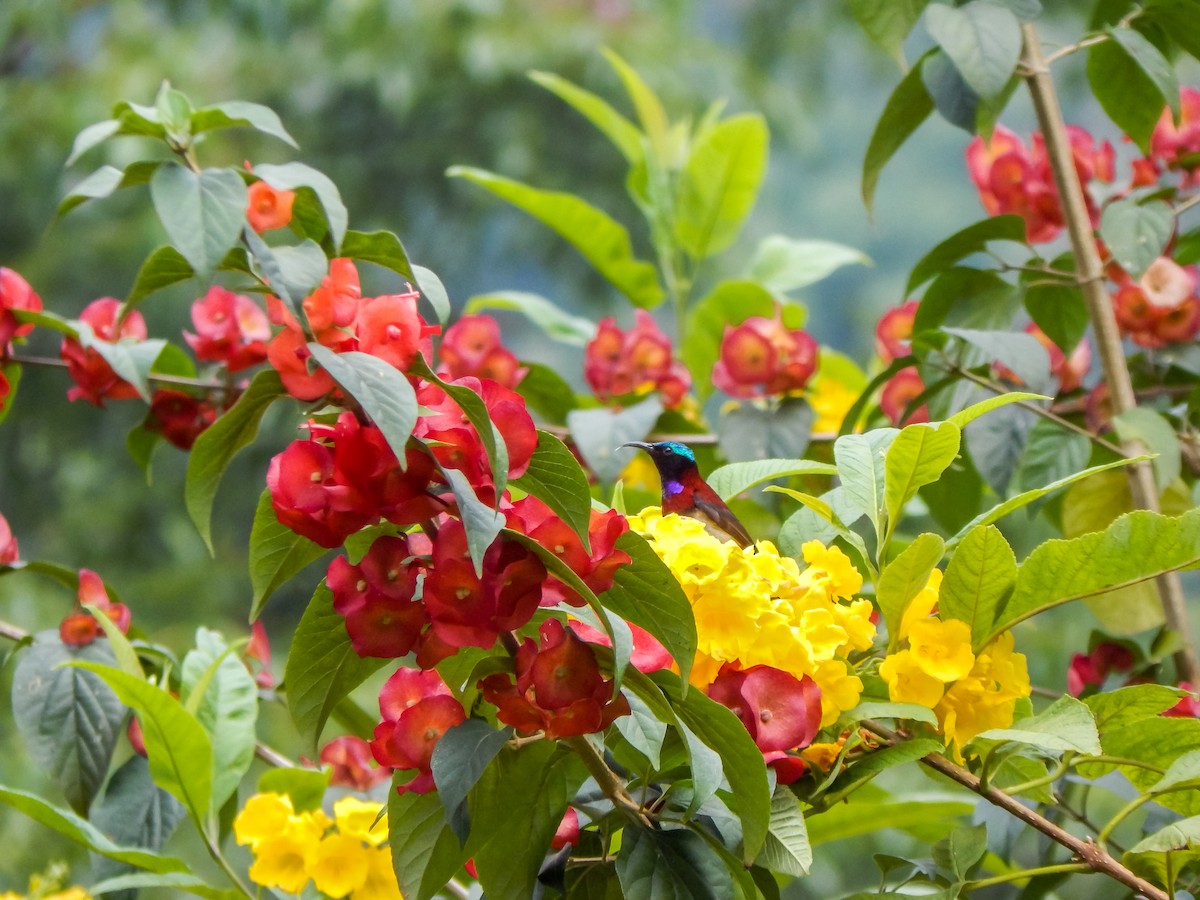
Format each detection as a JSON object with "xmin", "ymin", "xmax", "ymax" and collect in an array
[
  {"xmin": 966, "ymin": 124, "xmax": 1114, "ymax": 243},
  {"xmin": 0, "ymin": 511, "xmax": 18, "ymax": 565},
  {"xmin": 480, "ymin": 619, "xmax": 631, "ymax": 740},
  {"xmin": 266, "ymin": 259, "xmax": 439, "ymax": 401},
  {"xmin": 438, "ymin": 314, "xmax": 525, "ymax": 389},
  {"xmin": 186, "ymin": 286, "xmax": 270, "ymax": 372},
  {"xmin": 0, "ymin": 268, "xmax": 42, "ymax": 359},
  {"xmin": 320, "ymin": 735, "xmax": 391, "ymax": 791},
  {"xmin": 1148, "ymin": 88, "xmax": 1200, "ymax": 188},
  {"xmin": 707, "ymin": 664, "xmax": 821, "ymax": 785},
  {"xmin": 59, "ymin": 568, "xmax": 131, "ymax": 647},
  {"xmin": 712, "ymin": 309, "xmax": 818, "ymax": 398},
  {"xmin": 568, "ymin": 619, "xmax": 672, "ymax": 673},
  {"xmin": 370, "ymin": 668, "xmax": 466, "ymax": 794},
  {"xmin": 874, "ymin": 301, "xmax": 929, "ymax": 425},
  {"xmin": 1110, "ymin": 256, "xmax": 1200, "ymax": 348},
  {"xmin": 1066, "ymin": 642, "xmax": 1134, "ymax": 696},
  {"xmin": 146, "ymin": 389, "xmax": 218, "ymax": 450},
  {"xmin": 584, "ymin": 310, "xmax": 690, "ymax": 407},
  {"xmin": 246, "ymin": 179, "xmax": 295, "ymax": 233},
  {"xmin": 60, "ymin": 299, "xmax": 148, "ymax": 406},
  {"xmin": 268, "ymin": 412, "xmax": 441, "ymax": 548}
]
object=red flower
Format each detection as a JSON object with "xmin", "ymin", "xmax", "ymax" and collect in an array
[
  {"xmin": 0, "ymin": 267, "xmax": 42, "ymax": 358},
  {"xmin": 879, "ymin": 366, "xmax": 929, "ymax": 425},
  {"xmin": 875, "ymin": 300, "xmax": 919, "ymax": 363},
  {"xmin": 356, "ymin": 291, "xmax": 439, "ymax": 372},
  {"xmin": 320, "ymin": 735, "xmax": 391, "ymax": 791},
  {"xmin": 146, "ymin": 389, "xmax": 217, "ymax": 450},
  {"xmin": 370, "ymin": 667, "xmax": 465, "ymax": 794},
  {"xmin": 479, "ymin": 619, "xmax": 630, "ymax": 740},
  {"xmin": 708, "ymin": 665, "xmax": 821, "ymax": 753},
  {"xmin": 303, "ymin": 258, "xmax": 361, "ymax": 334},
  {"xmin": 1110, "ymin": 258, "xmax": 1200, "ymax": 348},
  {"xmin": 1164, "ymin": 682, "xmax": 1200, "ymax": 718},
  {"xmin": 0, "ymin": 512, "xmax": 17, "ymax": 565},
  {"xmin": 245, "ymin": 620, "xmax": 275, "ymax": 689},
  {"xmin": 246, "ymin": 180, "xmax": 295, "ymax": 233},
  {"xmin": 328, "ymin": 535, "xmax": 429, "ymax": 659},
  {"xmin": 184, "ymin": 286, "xmax": 270, "ymax": 372},
  {"xmin": 61, "ymin": 568, "xmax": 131, "ymax": 646},
  {"xmin": 60, "ymin": 299, "xmax": 148, "ymax": 406},
  {"xmin": 712, "ymin": 310, "xmax": 818, "ymax": 398},
  {"xmin": 583, "ymin": 310, "xmax": 690, "ymax": 407},
  {"xmin": 1150, "ymin": 88, "xmax": 1200, "ymax": 185},
  {"xmin": 1066, "ymin": 642, "xmax": 1135, "ymax": 696},
  {"xmin": 266, "ymin": 437, "xmax": 367, "ymax": 548},
  {"xmin": 552, "ymin": 807, "xmax": 581, "ymax": 850},
  {"xmin": 567, "ymin": 619, "xmax": 672, "ymax": 673},
  {"xmin": 438, "ymin": 314, "xmax": 526, "ymax": 389}
]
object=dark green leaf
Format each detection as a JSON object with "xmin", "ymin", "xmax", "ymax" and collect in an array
[
  {"xmin": 707, "ymin": 459, "xmax": 838, "ymax": 501},
  {"xmin": 932, "ymin": 823, "xmax": 988, "ymax": 881},
  {"xmin": 430, "ymin": 719, "xmax": 512, "ymax": 843},
  {"xmin": 11, "ymin": 634, "xmax": 124, "ymax": 814},
  {"xmin": 963, "ymin": 400, "xmax": 1040, "ymax": 497},
  {"xmin": 569, "ymin": 395, "xmax": 663, "ymax": 483},
  {"xmin": 917, "ymin": 267, "xmax": 1020, "ymax": 333},
  {"xmin": 1099, "ymin": 199, "xmax": 1174, "ymax": 278},
  {"xmin": 863, "ymin": 51, "xmax": 935, "ymax": 214},
  {"xmin": 442, "ymin": 468, "xmax": 506, "ymax": 576},
  {"xmin": 190, "ymin": 100, "xmax": 298, "ymax": 147},
  {"xmin": 448, "ymin": 166, "xmax": 664, "ymax": 308},
  {"xmin": 516, "ymin": 362, "xmax": 579, "ymax": 425},
  {"xmin": 126, "ymin": 246, "xmax": 195, "ymax": 306},
  {"xmin": 465, "ymin": 291, "xmax": 596, "ymax": 346},
  {"xmin": 341, "ymin": 229, "xmax": 416, "ymax": 281},
  {"xmin": 835, "ymin": 429, "xmax": 899, "ymax": 541},
  {"xmin": 1085, "ymin": 683, "xmax": 1187, "ymax": 733},
  {"xmin": 976, "ymin": 695, "xmax": 1101, "ymax": 755},
  {"xmin": 717, "ymin": 398, "xmax": 813, "ymax": 463},
  {"xmin": 185, "ymin": 368, "xmax": 285, "ymax": 552},
  {"xmin": 848, "ymin": 0, "xmax": 932, "ymax": 66},
  {"xmin": 884, "ymin": 421, "xmax": 962, "ymax": 529},
  {"xmin": 943, "ymin": 327, "xmax": 1053, "ymax": 391},
  {"xmin": 877, "ymin": 533, "xmax": 945, "ymax": 649},
  {"xmin": 412, "ymin": 265, "xmax": 451, "ymax": 325},
  {"xmin": 257, "ymin": 767, "xmax": 331, "ymax": 812},
  {"xmin": 1088, "ymin": 38, "xmax": 1171, "ymax": 153},
  {"xmin": 1024, "ymin": 282, "xmax": 1088, "ymax": 354},
  {"xmin": 940, "ymin": 525, "xmax": 1016, "ymax": 648},
  {"xmin": 613, "ymin": 689, "xmax": 668, "ymax": 770},
  {"xmin": 922, "ymin": 49, "xmax": 980, "ymax": 132},
  {"xmin": 1109, "ymin": 27, "xmax": 1180, "ymax": 117},
  {"xmin": 285, "ymin": 583, "xmax": 388, "ymax": 750},
  {"xmin": 756, "ymin": 787, "xmax": 812, "ymax": 877},
  {"xmin": 617, "ymin": 826, "xmax": 736, "ymax": 900},
  {"xmin": 90, "ymin": 756, "xmax": 186, "ymax": 894},
  {"xmin": 511, "ymin": 430, "xmax": 594, "ymax": 548},
  {"xmin": 253, "ymin": 162, "xmax": 347, "ymax": 250},
  {"xmin": 149, "ymin": 164, "xmax": 247, "ymax": 279},
  {"xmin": 248, "ymin": 488, "xmax": 327, "ymax": 620},
  {"xmin": 389, "ymin": 786, "xmax": 470, "ymax": 900},
  {"xmin": 924, "ymin": 1, "xmax": 1021, "ymax": 100}
]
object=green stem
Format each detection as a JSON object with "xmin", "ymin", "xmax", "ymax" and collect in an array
[
  {"xmin": 967, "ymin": 862, "xmax": 1090, "ymax": 889},
  {"xmin": 1003, "ymin": 754, "xmax": 1072, "ymax": 796},
  {"xmin": 1096, "ymin": 794, "xmax": 1149, "ymax": 849},
  {"xmin": 204, "ymin": 829, "xmax": 257, "ymax": 899}
]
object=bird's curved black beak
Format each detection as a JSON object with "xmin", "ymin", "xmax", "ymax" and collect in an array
[{"xmin": 619, "ymin": 441, "xmax": 652, "ymax": 452}]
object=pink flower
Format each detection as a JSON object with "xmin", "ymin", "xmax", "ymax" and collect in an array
[
  {"xmin": 60, "ymin": 299, "xmax": 148, "ymax": 406},
  {"xmin": 584, "ymin": 310, "xmax": 690, "ymax": 407},
  {"xmin": 185, "ymin": 286, "xmax": 269, "ymax": 372},
  {"xmin": 712, "ymin": 310, "xmax": 818, "ymax": 398}
]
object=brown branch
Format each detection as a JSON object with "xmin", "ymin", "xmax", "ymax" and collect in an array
[
  {"xmin": 8, "ymin": 353, "xmax": 234, "ymax": 393},
  {"xmin": 563, "ymin": 735, "xmax": 653, "ymax": 829},
  {"xmin": 1021, "ymin": 24, "xmax": 1198, "ymax": 684},
  {"xmin": 862, "ymin": 721, "xmax": 1168, "ymax": 900}
]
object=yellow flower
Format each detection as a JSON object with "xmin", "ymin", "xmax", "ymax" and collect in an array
[
  {"xmin": 934, "ymin": 631, "xmax": 1031, "ymax": 756},
  {"xmin": 810, "ymin": 374, "xmax": 860, "ymax": 434},
  {"xmin": 800, "ymin": 741, "xmax": 845, "ymax": 772},
  {"xmin": 235, "ymin": 792, "xmax": 296, "ymax": 848},
  {"xmin": 833, "ymin": 599, "xmax": 877, "ymax": 653},
  {"xmin": 46, "ymin": 891, "xmax": 90, "ymax": 900},
  {"xmin": 975, "ymin": 631, "xmax": 1031, "ymax": 700},
  {"xmin": 899, "ymin": 568, "xmax": 943, "ymax": 640},
  {"xmin": 879, "ymin": 650, "xmax": 945, "ymax": 708},
  {"xmin": 355, "ymin": 847, "xmax": 404, "ymax": 900},
  {"xmin": 620, "ymin": 452, "xmax": 662, "ymax": 492},
  {"xmin": 813, "ymin": 658, "xmax": 863, "ymax": 727},
  {"xmin": 334, "ymin": 796, "xmax": 387, "ymax": 847},
  {"xmin": 907, "ymin": 617, "xmax": 975, "ymax": 682},
  {"xmin": 249, "ymin": 832, "xmax": 312, "ymax": 894},
  {"xmin": 800, "ymin": 541, "xmax": 863, "ymax": 599},
  {"xmin": 309, "ymin": 833, "xmax": 371, "ymax": 898}
]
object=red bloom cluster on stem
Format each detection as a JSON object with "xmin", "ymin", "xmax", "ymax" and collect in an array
[
  {"xmin": 584, "ymin": 310, "xmax": 690, "ymax": 407},
  {"xmin": 60, "ymin": 299, "xmax": 148, "ymax": 406},
  {"xmin": 875, "ymin": 301, "xmax": 929, "ymax": 425},
  {"xmin": 438, "ymin": 314, "xmax": 526, "ymax": 389},
  {"xmin": 59, "ymin": 568, "xmax": 131, "ymax": 647},
  {"xmin": 713, "ymin": 309, "xmax": 818, "ymax": 398},
  {"xmin": 370, "ymin": 668, "xmax": 466, "ymax": 795},
  {"xmin": 1109, "ymin": 256, "xmax": 1200, "ymax": 348},
  {"xmin": 0, "ymin": 268, "xmax": 42, "ymax": 360}
]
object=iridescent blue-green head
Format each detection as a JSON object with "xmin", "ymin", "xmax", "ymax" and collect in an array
[{"xmin": 620, "ymin": 441, "xmax": 698, "ymax": 483}]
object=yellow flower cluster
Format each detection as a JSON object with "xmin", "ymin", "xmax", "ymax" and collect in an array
[
  {"xmin": 879, "ymin": 569, "xmax": 1031, "ymax": 755},
  {"xmin": 627, "ymin": 507, "xmax": 875, "ymax": 726},
  {"xmin": 0, "ymin": 885, "xmax": 89, "ymax": 900},
  {"xmin": 234, "ymin": 793, "xmax": 399, "ymax": 899}
]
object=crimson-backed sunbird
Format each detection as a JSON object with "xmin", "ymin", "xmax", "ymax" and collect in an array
[{"xmin": 621, "ymin": 441, "xmax": 753, "ymax": 549}]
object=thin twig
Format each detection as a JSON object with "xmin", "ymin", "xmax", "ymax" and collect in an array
[
  {"xmin": 563, "ymin": 735, "xmax": 653, "ymax": 829},
  {"xmin": 8, "ymin": 353, "xmax": 232, "ymax": 392}
]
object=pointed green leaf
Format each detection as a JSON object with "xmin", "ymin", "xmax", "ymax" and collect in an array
[
  {"xmin": 717, "ymin": 397, "xmax": 813, "ymax": 463},
  {"xmin": 249, "ymin": 488, "xmax": 326, "ymax": 620},
  {"xmin": 185, "ymin": 368, "xmax": 285, "ymax": 551},
  {"xmin": 67, "ymin": 119, "xmax": 122, "ymax": 166},
  {"xmin": 613, "ymin": 689, "xmax": 668, "ymax": 770},
  {"xmin": 946, "ymin": 391, "xmax": 1049, "ymax": 429},
  {"xmin": 149, "ymin": 164, "xmax": 247, "ymax": 279},
  {"xmin": 570, "ymin": 395, "xmax": 663, "ymax": 483},
  {"xmin": 745, "ymin": 235, "xmax": 871, "ymax": 294},
  {"xmin": 412, "ymin": 265, "xmax": 451, "ymax": 325},
  {"xmin": 127, "ymin": 246, "xmax": 195, "ymax": 306},
  {"xmin": 863, "ymin": 51, "xmax": 935, "ymax": 213},
  {"xmin": 848, "ymin": 0, "xmax": 932, "ymax": 66},
  {"xmin": 253, "ymin": 162, "xmax": 347, "ymax": 250},
  {"xmin": 600, "ymin": 47, "xmax": 671, "ymax": 160},
  {"xmin": 465, "ymin": 291, "xmax": 596, "ymax": 347},
  {"xmin": 89, "ymin": 756, "xmax": 186, "ymax": 891},
  {"xmin": 940, "ymin": 525, "xmax": 1016, "ymax": 648},
  {"xmin": 707, "ymin": 459, "xmax": 838, "ymax": 501},
  {"xmin": 883, "ymin": 421, "xmax": 961, "ymax": 531},
  {"xmin": 448, "ymin": 166, "xmax": 664, "ymax": 308},
  {"xmin": 341, "ymin": 229, "xmax": 416, "ymax": 280},
  {"xmin": 511, "ymin": 430, "xmax": 594, "ymax": 548},
  {"xmin": 529, "ymin": 70, "xmax": 643, "ymax": 163},
  {"xmin": 1025, "ymin": 282, "xmax": 1088, "ymax": 354},
  {"xmin": 1114, "ymin": 407, "xmax": 1180, "ymax": 493},
  {"xmin": 925, "ymin": 1, "xmax": 1021, "ymax": 100},
  {"xmin": 835, "ymin": 429, "xmax": 898, "ymax": 542},
  {"xmin": 389, "ymin": 786, "xmax": 470, "ymax": 900},
  {"xmin": 430, "ymin": 719, "xmax": 512, "ymax": 843},
  {"xmin": 442, "ymin": 468, "xmax": 505, "ymax": 576},
  {"xmin": 191, "ymin": 100, "xmax": 297, "ymax": 147},
  {"xmin": 1100, "ymin": 199, "xmax": 1174, "ymax": 279},
  {"xmin": 756, "ymin": 786, "xmax": 812, "ymax": 877},
  {"xmin": 1085, "ymin": 684, "xmax": 1188, "ymax": 733},
  {"xmin": 877, "ymin": 533, "xmax": 944, "ymax": 648},
  {"xmin": 617, "ymin": 823, "xmax": 736, "ymax": 900},
  {"xmin": 975, "ymin": 695, "xmax": 1101, "ymax": 755}
]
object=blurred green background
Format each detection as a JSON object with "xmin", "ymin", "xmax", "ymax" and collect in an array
[{"xmin": 0, "ymin": 1, "xmax": 1135, "ymax": 895}]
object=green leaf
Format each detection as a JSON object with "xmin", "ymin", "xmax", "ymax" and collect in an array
[
  {"xmin": 917, "ymin": 266, "xmax": 1020, "ymax": 334},
  {"xmin": 190, "ymin": 100, "xmax": 298, "ymax": 147},
  {"xmin": 925, "ymin": 1, "xmax": 1021, "ymax": 100},
  {"xmin": 707, "ymin": 459, "xmax": 838, "ymax": 501},
  {"xmin": 600, "ymin": 47, "xmax": 671, "ymax": 160},
  {"xmin": 448, "ymin": 166, "xmax": 664, "ymax": 308},
  {"xmin": 389, "ymin": 786, "xmax": 470, "ymax": 900},
  {"xmin": 863, "ymin": 51, "xmax": 936, "ymax": 214},
  {"xmin": 1085, "ymin": 684, "xmax": 1187, "ymax": 733},
  {"xmin": 602, "ymin": 530, "xmax": 698, "ymax": 687},
  {"xmin": 180, "ymin": 628, "xmax": 257, "ymax": 810},
  {"xmin": 834, "ymin": 430, "xmax": 898, "ymax": 542},
  {"xmin": 308, "ymin": 346, "xmax": 419, "ymax": 473},
  {"xmin": 285, "ymin": 583, "xmax": 388, "ymax": 750},
  {"xmin": 988, "ymin": 507, "xmax": 1200, "ymax": 641},
  {"xmin": 516, "ymin": 362, "xmax": 579, "ymax": 425},
  {"xmin": 1025, "ymin": 283, "xmax": 1088, "ymax": 354},
  {"xmin": 257, "ymin": 767, "xmax": 331, "ymax": 812},
  {"xmin": 618, "ymin": 826, "xmax": 737, "ymax": 900},
  {"xmin": 943, "ymin": 327, "xmax": 1053, "ymax": 391},
  {"xmin": 945, "ymin": 391, "xmax": 1049, "ymax": 430},
  {"xmin": 908, "ymin": 216, "xmax": 1027, "ymax": 294},
  {"xmin": 975, "ymin": 695, "xmax": 1102, "ymax": 755},
  {"xmin": 149, "ymin": 164, "xmax": 247, "ymax": 280},
  {"xmin": 1109, "ymin": 26, "xmax": 1180, "ymax": 117},
  {"xmin": 87, "ymin": 872, "xmax": 236, "ymax": 900},
  {"xmin": 0, "ymin": 785, "xmax": 187, "ymax": 873},
  {"xmin": 848, "ymin": 0, "xmax": 931, "ymax": 66},
  {"xmin": 614, "ymin": 690, "xmax": 668, "ymax": 770},
  {"xmin": 1013, "ymin": 417, "xmax": 1090, "ymax": 495},
  {"xmin": 465, "ymin": 291, "xmax": 596, "ymax": 347},
  {"xmin": 681, "ymin": 280, "xmax": 781, "ymax": 402},
  {"xmin": 675, "ymin": 114, "xmax": 768, "ymax": 260},
  {"xmin": 126, "ymin": 246, "xmax": 195, "ymax": 306},
  {"xmin": 412, "ymin": 266, "xmax": 451, "ymax": 325},
  {"xmin": 653, "ymin": 672, "xmax": 772, "ymax": 862},
  {"xmin": 58, "ymin": 166, "xmax": 127, "ymax": 218},
  {"xmin": 253, "ymin": 161, "xmax": 347, "ymax": 251},
  {"xmin": 1150, "ymin": 748, "xmax": 1200, "ymax": 794},
  {"xmin": 430, "ymin": 719, "xmax": 512, "ymax": 843},
  {"xmin": 511, "ymin": 430, "xmax": 594, "ymax": 548},
  {"xmin": 745, "ymin": 236, "xmax": 871, "ymax": 294},
  {"xmin": 0, "ymin": 361, "xmax": 20, "ymax": 426},
  {"xmin": 570, "ymin": 395, "xmax": 663, "ymax": 483},
  {"xmin": 756, "ymin": 786, "xmax": 812, "ymax": 877},
  {"xmin": 807, "ymin": 792, "xmax": 972, "ymax": 845},
  {"xmin": 845, "ymin": 703, "xmax": 939, "ymax": 727},
  {"xmin": 940, "ymin": 525, "xmax": 1016, "ymax": 648},
  {"xmin": 1114, "ymin": 407, "xmax": 1180, "ymax": 493},
  {"xmin": 877, "ymin": 533, "xmax": 945, "ymax": 648},
  {"xmin": 68, "ymin": 662, "xmax": 214, "ymax": 826},
  {"xmin": 441, "ymin": 468, "xmax": 506, "ymax": 576},
  {"xmin": 1088, "ymin": 717, "xmax": 1200, "ymax": 815},
  {"xmin": 932, "ymin": 823, "xmax": 988, "ymax": 882},
  {"xmin": 717, "ymin": 398, "xmax": 813, "ymax": 463},
  {"xmin": 1129, "ymin": 814, "xmax": 1200, "ymax": 853},
  {"xmin": 1088, "ymin": 37, "xmax": 1171, "ymax": 153},
  {"xmin": 66, "ymin": 119, "xmax": 122, "ymax": 166},
  {"xmin": 922, "ymin": 48, "xmax": 981, "ymax": 133},
  {"xmin": 883, "ymin": 421, "xmax": 961, "ymax": 532},
  {"xmin": 248, "ymin": 488, "xmax": 326, "ymax": 620},
  {"xmin": 65, "ymin": 320, "xmax": 166, "ymax": 404},
  {"xmin": 1099, "ymin": 199, "xmax": 1174, "ymax": 278},
  {"xmin": 469, "ymin": 743, "xmax": 588, "ymax": 900},
  {"xmin": 963, "ymin": 401, "xmax": 1038, "ymax": 496},
  {"xmin": 11, "ymin": 635, "xmax": 124, "ymax": 814},
  {"xmin": 185, "ymin": 368, "xmax": 284, "ymax": 552},
  {"xmin": 769, "ymin": 487, "xmax": 875, "ymax": 576},
  {"xmin": 340, "ymin": 229, "xmax": 416, "ymax": 280},
  {"xmin": 89, "ymin": 756, "xmax": 186, "ymax": 892},
  {"xmin": 529, "ymin": 70, "xmax": 643, "ymax": 164}
]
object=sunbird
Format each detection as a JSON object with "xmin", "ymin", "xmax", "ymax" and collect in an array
[{"xmin": 621, "ymin": 441, "xmax": 753, "ymax": 549}]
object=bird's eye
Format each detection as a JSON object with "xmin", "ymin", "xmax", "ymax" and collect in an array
[{"xmin": 663, "ymin": 446, "xmax": 674, "ymax": 454}]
